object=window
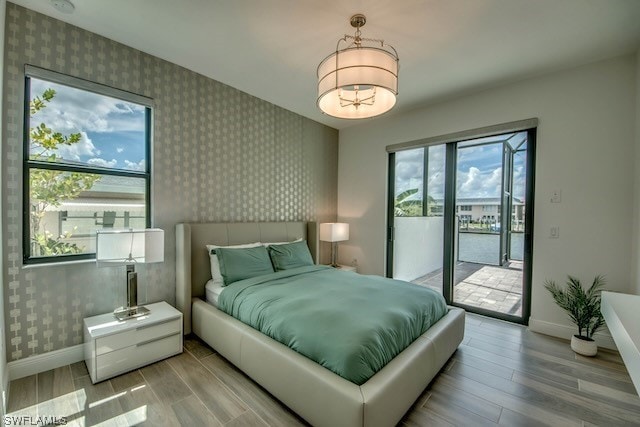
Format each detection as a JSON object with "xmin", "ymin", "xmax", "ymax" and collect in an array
[
  {"xmin": 24, "ymin": 67, "xmax": 152, "ymax": 264},
  {"xmin": 393, "ymin": 144, "xmax": 445, "ymax": 217},
  {"xmin": 394, "ymin": 148, "xmax": 424, "ymax": 217}
]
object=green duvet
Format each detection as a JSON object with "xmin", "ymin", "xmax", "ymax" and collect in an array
[{"xmin": 218, "ymin": 265, "xmax": 447, "ymax": 385}]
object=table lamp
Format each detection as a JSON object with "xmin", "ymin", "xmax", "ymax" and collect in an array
[
  {"xmin": 96, "ymin": 228, "xmax": 164, "ymax": 320},
  {"xmin": 319, "ymin": 223, "xmax": 349, "ymax": 267}
]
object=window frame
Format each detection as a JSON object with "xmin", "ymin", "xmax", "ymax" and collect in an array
[
  {"xmin": 393, "ymin": 145, "xmax": 445, "ymax": 218},
  {"xmin": 22, "ymin": 66, "xmax": 153, "ymax": 265}
]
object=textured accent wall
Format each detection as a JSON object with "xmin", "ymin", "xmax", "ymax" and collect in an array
[{"xmin": 2, "ymin": 4, "xmax": 338, "ymax": 361}]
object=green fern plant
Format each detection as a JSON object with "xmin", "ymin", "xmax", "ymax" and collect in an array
[{"xmin": 544, "ymin": 275, "xmax": 606, "ymax": 340}]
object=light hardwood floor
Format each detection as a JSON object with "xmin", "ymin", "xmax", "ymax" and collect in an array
[{"xmin": 7, "ymin": 313, "xmax": 640, "ymax": 426}]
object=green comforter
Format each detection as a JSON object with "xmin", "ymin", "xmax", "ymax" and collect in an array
[{"xmin": 218, "ymin": 265, "xmax": 447, "ymax": 385}]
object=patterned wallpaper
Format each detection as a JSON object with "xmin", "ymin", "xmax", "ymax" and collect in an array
[{"xmin": 2, "ymin": 4, "xmax": 338, "ymax": 361}]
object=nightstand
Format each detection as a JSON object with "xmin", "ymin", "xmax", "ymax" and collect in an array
[
  {"xmin": 333, "ymin": 264, "xmax": 357, "ymax": 273},
  {"xmin": 84, "ymin": 301, "xmax": 183, "ymax": 383}
]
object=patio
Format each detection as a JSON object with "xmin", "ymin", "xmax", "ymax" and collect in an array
[{"xmin": 412, "ymin": 261, "xmax": 523, "ymax": 316}]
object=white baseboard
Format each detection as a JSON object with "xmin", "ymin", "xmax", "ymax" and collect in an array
[
  {"xmin": 528, "ymin": 317, "xmax": 617, "ymax": 351},
  {"xmin": 2, "ymin": 370, "xmax": 7, "ymax": 415},
  {"xmin": 7, "ymin": 344, "xmax": 84, "ymax": 381}
]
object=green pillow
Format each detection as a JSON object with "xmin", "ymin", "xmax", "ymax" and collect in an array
[
  {"xmin": 267, "ymin": 240, "xmax": 314, "ymax": 271},
  {"xmin": 216, "ymin": 245, "xmax": 274, "ymax": 285}
]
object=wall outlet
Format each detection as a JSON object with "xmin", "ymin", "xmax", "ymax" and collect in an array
[
  {"xmin": 551, "ymin": 189, "xmax": 562, "ymax": 203},
  {"xmin": 550, "ymin": 226, "xmax": 560, "ymax": 238}
]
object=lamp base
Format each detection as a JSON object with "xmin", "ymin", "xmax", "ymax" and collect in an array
[
  {"xmin": 114, "ymin": 264, "xmax": 150, "ymax": 320},
  {"xmin": 113, "ymin": 305, "xmax": 150, "ymax": 321}
]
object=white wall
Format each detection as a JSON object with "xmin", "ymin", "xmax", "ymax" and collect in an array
[
  {"xmin": 393, "ymin": 217, "xmax": 444, "ymax": 282},
  {"xmin": 338, "ymin": 54, "xmax": 637, "ymax": 340}
]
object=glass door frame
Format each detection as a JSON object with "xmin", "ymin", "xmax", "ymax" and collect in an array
[
  {"xmin": 500, "ymin": 141, "xmax": 514, "ymax": 266},
  {"xmin": 386, "ymin": 128, "xmax": 536, "ymax": 325}
]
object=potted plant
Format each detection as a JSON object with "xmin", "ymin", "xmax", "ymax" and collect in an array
[{"xmin": 544, "ymin": 275, "xmax": 606, "ymax": 356}]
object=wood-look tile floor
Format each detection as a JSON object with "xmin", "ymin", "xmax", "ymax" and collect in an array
[{"xmin": 7, "ymin": 313, "xmax": 640, "ymax": 426}]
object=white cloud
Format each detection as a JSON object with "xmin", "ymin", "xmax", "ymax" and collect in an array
[
  {"xmin": 426, "ymin": 145, "xmax": 445, "ymax": 199},
  {"xmin": 393, "ymin": 146, "xmax": 449, "ymax": 199},
  {"xmin": 124, "ymin": 159, "xmax": 145, "ymax": 171},
  {"xmin": 457, "ymin": 166, "xmax": 502, "ymax": 198},
  {"xmin": 512, "ymin": 165, "xmax": 525, "ymax": 201},
  {"xmin": 394, "ymin": 149, "xmax": 424, "ymax": 196},
  {"xmin": 87, "ymin": 158, "xmax": 118, "ymax": 168},
  {"xmin": 51, "ymin": 131, "xmax": 98, "ymax": 161},
  {"xmin": 458, "ymin": 144, "xmax": 502, "ymax": 171},
  {"xmin": 29, "ymin": 78, "xmax": 145, "ymax": 135},
  {"xmin": 116, "ymin": 147, "xmax": 124, "ymax": 153},
  {"xmin": 427, "ymin": 171, "xmax": 444, "ymax": 199}
]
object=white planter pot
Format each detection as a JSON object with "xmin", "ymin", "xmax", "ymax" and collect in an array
[{"xmin": 571, "ymin": 335, "xmax": 597, "ymax": 357}]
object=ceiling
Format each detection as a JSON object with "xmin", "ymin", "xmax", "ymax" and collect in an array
[{"xmin": 11, "ymin": 0, "xmax": 640, "ymax": 130}]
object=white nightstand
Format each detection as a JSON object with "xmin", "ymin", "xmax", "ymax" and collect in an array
[
  {"xmin": 333, "ymin": 264, "xmax": 357, "ymax": 273},
  {"xmin": 84, "ymin": 301, "xmax": 183, "ymax": 383}
]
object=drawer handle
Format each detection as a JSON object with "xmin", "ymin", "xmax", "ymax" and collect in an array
[
  {"xmin": 136, "ymin": 317, "xmax": 179, "ymax": 331},
  {"xmin": 136, "ymin": 332, "xmax": 180, "ymax": 348}
]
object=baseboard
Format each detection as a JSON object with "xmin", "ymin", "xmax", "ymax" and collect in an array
[
  {"xmin": 528, "ymin": 317, "xmax": 617, "ymax": 351},
  {"xmin": 3, "ymin": 369, "xmax": 7, "ymax": 415},
  {"xmin": 2, "ymin": 368, "xmax": 7, "ymax": 416},
  {"xmin": 7, "ymin": 344, "xmax": 84, "ymax": 381}
]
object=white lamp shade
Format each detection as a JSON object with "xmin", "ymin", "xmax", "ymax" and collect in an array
[
  {"xmin": 96, "ymin": 228, "xmax": 164, "ymax": 266},
  {"xmin": 319, "ymin": 223, "xmax": 349, "ymax": 242},
  {"xmin": 317, "ymin": 47, "xmax": 398, "ymax": 119}
]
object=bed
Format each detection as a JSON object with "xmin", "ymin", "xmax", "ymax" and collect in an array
[{"xmin": 175, "ymin": 222, "xmax": 465, "ymax": 427}]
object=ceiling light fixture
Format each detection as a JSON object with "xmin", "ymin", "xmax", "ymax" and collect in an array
[
  {"xmin": 317, "ymin": 14, "xmax": 399, "ymax": 120},
  {"xmin": 50, "ymin": 0, "xmax": 75, "ymax": 14}
]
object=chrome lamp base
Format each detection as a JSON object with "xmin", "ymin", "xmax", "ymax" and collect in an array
[
  {"xmin": 113, "ymin": 305, "xmax": 150, "ymax": 321},
  {"xmin": 113, "ymin": 264, "xmax": 150, "ymax": 320},
  {"xmin": 330, "ymin": 241, "xmax": 340, "ymax": 268}
]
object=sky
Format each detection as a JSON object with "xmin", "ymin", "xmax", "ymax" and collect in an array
[
  {"xmin": 395, "ymin": 133, "xmax": 527, "ymax": 202},
  {"xmin": 29, "ymin": 77, "xmax": 147, "ymax": 172}
]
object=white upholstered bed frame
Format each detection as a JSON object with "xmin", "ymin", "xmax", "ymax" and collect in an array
[{"xmin": 175, "ymin": 222, "xmax": 465, "ymax": 427}]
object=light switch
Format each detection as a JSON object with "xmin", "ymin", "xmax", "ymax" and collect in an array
[{"xmin": 550, "ymin": 227, "xmax": 559, "ymax": 238}]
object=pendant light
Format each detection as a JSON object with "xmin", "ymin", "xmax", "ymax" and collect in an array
[{"xmin": 317, "ymin": 14, "xmax": 399, "ymax": 119}]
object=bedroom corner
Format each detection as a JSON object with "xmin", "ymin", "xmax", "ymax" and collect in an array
[{"xmin": 0, "ymin": 3, "xmax": 338, "ymax": 377}]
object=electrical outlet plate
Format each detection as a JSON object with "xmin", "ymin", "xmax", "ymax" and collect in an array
[
  {"xmin": 551, "ymin": 189, "xmax": 562, "ymax": 203},
  {"xmin": 550, "ymin": 226, "xmax": 559, "ymax": 238}
]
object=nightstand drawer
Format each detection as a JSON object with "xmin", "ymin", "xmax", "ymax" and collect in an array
[
  {"xmin": 96, "ymin": 333, "xmax": 181, "ymax": 381},
  {"xmin": 96, "ymin": 317, "xmax": 181, "ymax": 355}
]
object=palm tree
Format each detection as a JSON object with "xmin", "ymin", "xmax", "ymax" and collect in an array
[
  {"xmin": 394, "ymin": 189, "xmax": 438, "ymax": 217},
  {"xmin": 394, "ymin": 189, "xmax": 422, "ymax": 216}
]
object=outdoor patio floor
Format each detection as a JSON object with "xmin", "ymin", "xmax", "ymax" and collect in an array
[{"xmin": 412, "ymin": 261, "xmax": 523, "ymax": 316}]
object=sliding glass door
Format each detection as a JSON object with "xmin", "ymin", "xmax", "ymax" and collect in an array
[
  {"xmin": 387, "ymin": 129, "xmax": 535, "ymax": 324},
  {"xmin": 451, "ymin": 132, "xmax": 531, "ymax": 320}
]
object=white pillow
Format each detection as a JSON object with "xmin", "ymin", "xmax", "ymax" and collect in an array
[
  {"xmin": 206, "ymin": 242, "xmax": 262, "ymax": 286},
  {"xmin": 262, "ymin": 238, "xmax": 303, "ymax": 247}
]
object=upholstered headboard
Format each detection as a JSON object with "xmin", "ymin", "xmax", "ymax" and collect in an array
[{"xmin": 175, "ymin": 222, "xmax": 319, "ymax": 333}]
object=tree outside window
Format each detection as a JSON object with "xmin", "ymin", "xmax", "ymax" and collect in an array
[{"xmin": 24, "ymin": 70, "xmax": 151, "ymax": 264}]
